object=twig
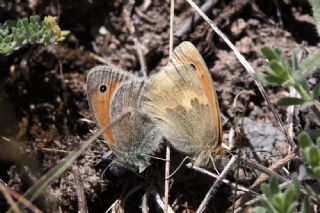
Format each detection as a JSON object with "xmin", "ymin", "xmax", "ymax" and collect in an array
[
  {"xmin": 164, "ymin": 145, "xmax": 171, "ymax": 213},
  {"xmin": 135, "ymin": 8, "xmax": 159, "ymax": 24},
  {"xmin": 185, "ymin": 0, "xmax": 296, "ymax": 150},
  {"xmin": 123, "ymin": 0, "xmax": 147, "ymax": 77},
  {"xmin": 141, "ymin": 188, "xmax": 150, "ymax": 213},
  {"xmin": 0, "ymin": 180, "xmax": 43, "ymax": 213},
  {"xmin": 242, "ymin": 158, "xmax": 287, "ymax": 182},
  {"xmin": 230, "ymin": 152, "xmax": 295, "ymax": 211},
  {"xmin": 169, "ymin": 0, "xmax": 175, "ymax": 59},
  {"xmin": 196, "ymin": 155, "xmax": 237, "ymax": 213},
  {"xmin": 105, "ymin": 200, "xmax": 120, "ymax": 213},
  {"xmin": 166, "ymin": 156, "xmax": 190, "ymax": 180},
  {"xmin": 72, "ymin": 166, "xmax": 88, "ymax": 213},
  {"xmin": 232, "ymin": 90, "xmax": 255, "ymax": 108},
  {"xmin": 0, "ymin": 182, "xmax": 21, "ymax": 213},
  {"xmin": 141, "ymin": 0, "xmax": 151, "ymax": 11},
  {"xmin": 176, "ymin": 0, "xmax": 217, "ymax": 37},
  {"xmin": 154, "ymin": 192, "xmax": 175, "ymax": 213},
  {"xmin": 271, "ymin": 0, "xmax": 283, "ymax": 27},
  {"xmin": 164, "ymin": 1, "xmax": 174, "ymax": 210},
  {"xmin": 89, "ymin": 52, "xmax": 109, "ymax": 65},
  {"xmin": 186, "ymin": 163, "xmax": 258, "ymax": 196}
]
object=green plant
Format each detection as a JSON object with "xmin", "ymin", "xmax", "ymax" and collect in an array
[
  {"xmin": 0, "ymin": 15, "xmax": 69, "ymax": 54},
  {"xmin": 254, "ymin": 176, "xmax": 300, "ymax": 213},
  {"xmin": 254, "ymin": 46, "xmax": 320, "ymax": 120},
  {"xmin": 299, "ymin": 131, "xmax": 320, "ymax": 182},
  {"xmin": 253, "ymin": 130, "xmax": 320, "ymax": 213}
]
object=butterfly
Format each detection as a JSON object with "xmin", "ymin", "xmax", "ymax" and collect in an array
[{"xmin": 87, "ymin": 41, "xmax": 223, "ymax": 171}]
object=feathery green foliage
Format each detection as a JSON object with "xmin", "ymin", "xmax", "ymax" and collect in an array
[
  {"xmin": 254, "ymin": 177, "xmax": 300, "ymax": 213},
  {"xmin": 0, "ymin": 15, "xmax": 69, "ymax": 54},
  {"xmin": 255, "ymin": 46, "xmax": 320, "ymax": 120},
  {"xmin": 309, "ymin": 0, "xmax": 320, "ymax": 36}
]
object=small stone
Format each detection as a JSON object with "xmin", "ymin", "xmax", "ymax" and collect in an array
[
  {"xmin": 231, "ymin": 18, "xmax": 247, "ymax": 37},
  {"xmin": 235, "ymin": 36, "xmax": 253, "ymax": 54}
]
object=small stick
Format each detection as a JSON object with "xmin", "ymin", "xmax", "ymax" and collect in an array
[
  {"xmin": 166, "ymin": 156, "xmax": 190, "ymax": 180},
  {"xmin": 164, "ymin": 145, "xmax": 171, "ymax": 213},
  {"xmin": 141, "ymin": 188, "xmax": 150, "ymax": 213},
  {"xmin": 169, "ymin": 0, "xmax": 175, "ymax": 59},
  {"xmin": 89, "ymin": 52, "xmax": 109, "ymax": 65},
  {"xmin": 0, "ymin": 182, "xmax": 21, "ymax": 213},
  {"xmin": 186, "ymin": 163, "xmax": 258, "ymax": 196},
  {"xmin": 0, "ymin": 180, "xmax": 43, "ymax": 213},
  {"xmin": 271, "ymin": 0, "xmax": 283, "ymax": 27},
  {"xmin": 154, "ymin": 192, "xmax": 175, "ymax": 213},
  {"xmin": 175, "ymin": 0, "xmax": 217, "ymax": 37},
  {"xmin": 123, "ymin": 0, "xmax": 147, "ymax": 77},
  {"xmin": 242, "ymin": 158, "xmax": 287, "ymax": 182},
  {"xmin": 164, "ymin": 1, "xmax": 175, "ymax": 212},
  {"xmin": 185, "ymin": 0, "xmax": 296, "ymax": 150},
  {"xmin": 196, "ymin": 155, "xmax": 237, "ymax": 213},
  {"xmin": 72, "ymin": 166, "xmax": 88, "ymax": 213},
  {"xmin": 230, "ymin": 152, "xmax": 295, "ymax": 211},
  {"xmin": 105, "ymin": 200, "xmax": 120, "ymax": 213}
]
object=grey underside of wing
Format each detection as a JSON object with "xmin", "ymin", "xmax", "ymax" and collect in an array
[
  {"xmin": 111, "ymin": 81, "xmax": 162, "ymax": 167},
  {"xmin": 142, "ymin": 65, "xmax": 216, "ymax": 154}
]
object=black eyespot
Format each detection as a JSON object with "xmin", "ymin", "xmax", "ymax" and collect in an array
[
  {"xmin": 100, "ymin": 85, "xmax": 107, "ymax": 93},
  {"xmin": 190, "ymin": 64, "xmax": 196, "ymax": 70}
]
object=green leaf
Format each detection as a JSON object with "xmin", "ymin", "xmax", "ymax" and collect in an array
[
  {"xmin": 281, "ymin": 79, "xmax": 296, "ymax": 87},
  {"xmin": 312, "ymin": 166, "xmax": 320, "ymax": 180},
  {"xmin": 254, "ymin": 207, "xmax": 267, "ymax": 213},
  {"xmin": 277, "ymin": 97, "xmax": 306, "ymax": 106},
  {"xmin": 261, "ymin": 47, "xmax": 281, "ymax": 61},
  {"xmin": 254, "ymin": 73, "xmax": 284, "ymax": 86},
  {"xmin": 300, "ymin": 196, "xmax": 311, "ymax": 213},
  {"xmin": 306, "ymin": 167, "xmax": 316, "ymax": 178},
  {"xmin": 313, "ymin": 82, "xmax": 320, "ymax": 99},
  {"xmin": 261, "ymin": 183, "xmax": 273, "ymax": 200},
  {"xmin": 283, "ymin": 184, "xmax": 297, "ymax": 206},
  {"xmin": 317, "ymin": 137, "xmax": 320, "ymax": 150},
  {"xmin": 269, "ymin": 61, "xmax": 288, "ymax": 78},
  {"xmin": 309, "ymin": 146, "xmax": 320, "ymax": 167},
  {"xmin": 309, "ymin": 0, "xmax": 320, "ymax": 36},
  {"xmin": 300, "ymin": 100, "xmax": 314, "ymax": 110},
  {"xmin": 298, "ymin": 50, "xmax": 320, "ymax": 79},
  {"xmin": 272, "ymin": 193, "xmax": 283, "ymax": 210},
  {"xmin": 286, "ymin": 202, "xmax": 297, "ymax": 213},
  {"xmin": 299, "ymin": 131, "xmax": 313, "ymax": 149}
]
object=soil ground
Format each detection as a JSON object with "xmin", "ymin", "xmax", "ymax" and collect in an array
[{"xmin": 0, "ymin": 0, "xmax": 319, "ymax": 212}]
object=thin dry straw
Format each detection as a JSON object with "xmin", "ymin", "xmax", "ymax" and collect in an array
[
  {"xmin": 185, "ymin": 0, "xmax": 296, "ymax": 150},
  {"xmin": 186, "ymin": 163, "xmax": 258, "ymax": 196},
  {"xmin": 164, "ymin": 1, "xmax": 175, "ymax": 212},
  {"xmin": 196, "ymin": 155, "xmax": 237, "ymax": 213},
  {"xmin": 123, "ymin": 0, "xmax": 147, "ymax": 77}
]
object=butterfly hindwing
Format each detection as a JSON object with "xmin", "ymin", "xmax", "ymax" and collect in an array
[
  {"xmin": 87, "ymin": 65, "xmax": 160, "ymax": 172},
  {"xmin": 111, "ymin": 81, "xmax": 161, "ymax": 171}
]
